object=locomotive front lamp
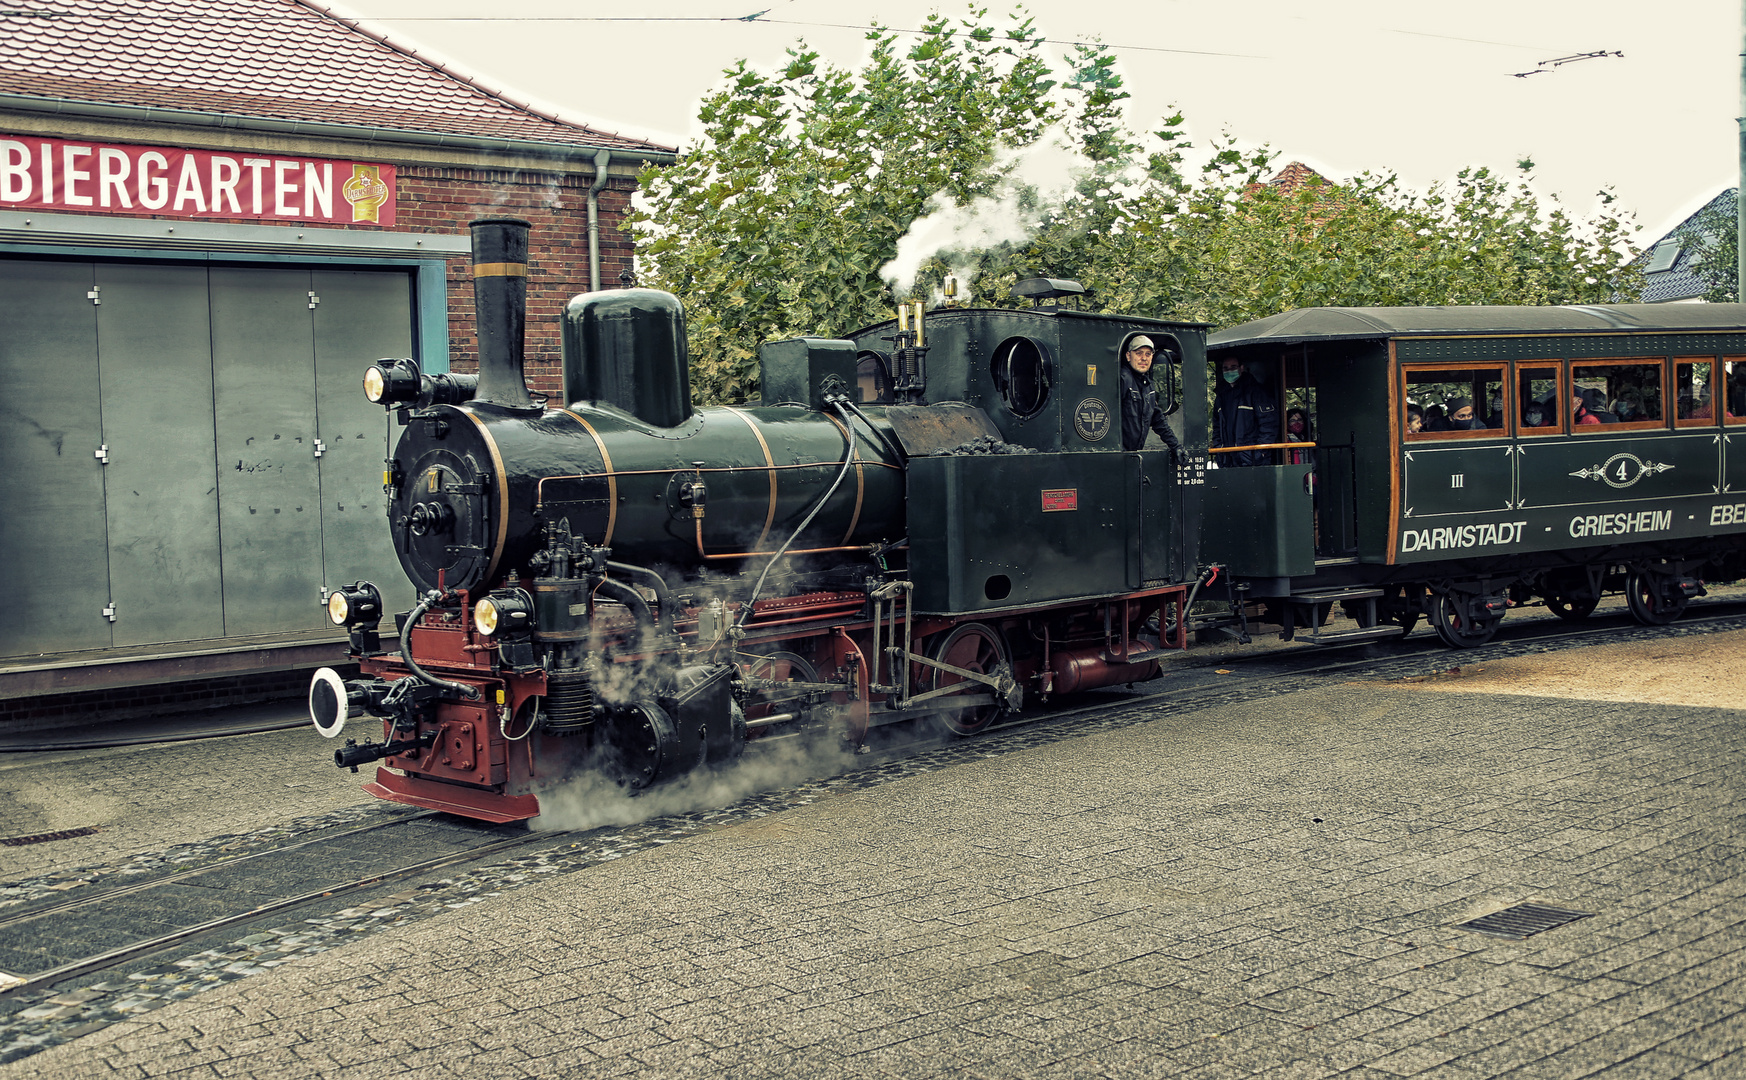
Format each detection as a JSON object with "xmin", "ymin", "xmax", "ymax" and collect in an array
[
  {"xmin": 363, "ymin": 358, "xmax": 421, "ymax": 405},
  {"xmin": 326, "ymin": 581, "xmax": 384, "ymax": 627},
  {"xmin": 474, "ymin": 589, "xmax": 534, "ymax": 638}
]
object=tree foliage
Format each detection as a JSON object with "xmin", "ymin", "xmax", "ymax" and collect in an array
[
  {"xmin": 633, "ymin": 8, "xmax": 1646, "ymax": 405},
  {"xmin": 630, "ymin": 9, "xmax": 1066, "ymax": 403}
]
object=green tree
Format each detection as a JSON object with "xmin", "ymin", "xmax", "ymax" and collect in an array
[
  {"xmin": 631, "ymin": 9, "xmax": 1069, "ymax": 403},
  {"xmin": 1677, "ymin": 195, "xmax": 1738, "ymax": 303},
  {"xmin": 1071, "ymin": 164, "xmax": 1641, "ymax": 328},
  {"xmin": 635, "ymin": 9, "xmax": 1646, "ymax": 403}
]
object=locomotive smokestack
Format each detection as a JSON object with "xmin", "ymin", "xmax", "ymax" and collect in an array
[{"xmin": 469, "ymin": 217, "xmax": 537, "ymax": 410}]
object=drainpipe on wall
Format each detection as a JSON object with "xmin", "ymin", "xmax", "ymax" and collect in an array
[{"xmin": 588, "ymin": 148, "xmax": 613, "ymax": 292}]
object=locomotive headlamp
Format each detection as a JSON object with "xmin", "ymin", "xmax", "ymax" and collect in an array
[
  {"xmin": 473, "ymin": 589, "xmax": 534, "ymax": 637},
  {"xmin": 363, "ymin": 358, "xmax": 421, "ymax": 405},
  {"xmin": 326, "ymin": 581, "xmax": 384, "ymax": 627}
]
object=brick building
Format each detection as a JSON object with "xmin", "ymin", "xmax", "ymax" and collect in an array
[{"xmin": 0, "ymin": 0, "xmax": 675, "ymax": 719}]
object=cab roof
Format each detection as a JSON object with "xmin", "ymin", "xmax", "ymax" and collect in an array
[{"xmin": 1208, "ymin": 303, "xmax": 1746, "ymax": 350}]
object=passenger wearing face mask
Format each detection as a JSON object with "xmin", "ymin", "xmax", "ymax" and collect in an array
[
  {"xmin": 1211, "ymin": 356, "xmax": 1279, "ymax": 466},
  {"xmin": 1285, "ymin": 407, "xmax": 1315, "ymax": 464},
  {"xmin": 1442, "ymin": 397, "xmax": 1483, "ymax": 430},
  {"xmin": 1522, "ymin": 398, "xmax": 1552, "ymax": 428}
]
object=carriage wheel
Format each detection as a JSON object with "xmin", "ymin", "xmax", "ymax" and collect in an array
[
  {"xmin": 1430, "ymin": 593, "xmax": 1501, "ymax": 648},
  {"xmin": 1624, "ymin": 571, "xmax": 1687, "ymax": 626},
  {"xmin": 1543, "ymin": 591, "xmax": 1599, "ymax": 622},
  {"xmin": 926, "ymin": 623, "xmax": 1009, "ymax": 737}
]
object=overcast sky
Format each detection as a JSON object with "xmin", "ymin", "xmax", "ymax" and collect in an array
[{"xmin": 340, "ymin": 0, "xmax": 1739, "ymax": 243}]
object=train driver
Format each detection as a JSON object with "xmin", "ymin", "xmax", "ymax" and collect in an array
[
  {"xmin": 1120, "ymin": 336, "xmax": 1191, "ymax": 465},
  {"xmin": 1211, "ymin": 356, "xmax": 1279, "ymax": 465}
]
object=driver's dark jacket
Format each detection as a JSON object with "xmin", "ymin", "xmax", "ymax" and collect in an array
[
  {"xmin": 1211, "ymin": 374, "xmax": 1279, "ymax": 466},
  {"xmin": 1120, "ymin": 365, "xmax": 1182, "ymax": 453}
]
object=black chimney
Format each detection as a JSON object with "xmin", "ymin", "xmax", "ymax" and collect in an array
[{"xmin": 468, "ymin": 217, "xmax": 537, "ymax": 410}]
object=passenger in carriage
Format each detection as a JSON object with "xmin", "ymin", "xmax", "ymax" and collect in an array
[
  {"xmin": 1424, "ymin": 403, "xmax": 1448, "ymax": 431},
  {"xmin": 1522, "ymin": 397, "xmax": 1552, "ymax": 428},
  {"xmin": 1614, "ymin": 387, "xmax": 1646, "ymax": 422},
  {"xmin": 1444, "ymin": 397, "xmax": 1483, "ymax": 430},
  {"xmin": 1581, "ymin": 388, "xmax": 1617, "ymax": 423},
  {"xmin": 1485, "ymin": 392, "xmax": 1505, "ymax": 429},
  {"xmin": 1405, "ymin": 403, "xmax": 1425, "ymax": 434},
  {"xmin": 1285, "ymin": 408, "xmax": 1315, "ymax": 464},
  {"xmin": 1211, "ymin": 355, "xmax": 1279, "ymax": 466},
  {"xmin": 1572, "ymin": 391, "xmax": 1602, "ymax": 425}
]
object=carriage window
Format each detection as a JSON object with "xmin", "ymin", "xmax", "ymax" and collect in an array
[
  {"xmin": 1725, "ymin": 358, "xmax": 1746, "ymax": 425},
  {"xmin": 855, "ymin": 350, "xmax": 893, "ymax": 404},
  {"xmin": 1675, "ymin": 359, "xmax": 1719, "ymax": 427},
  {"xmin": 991, "ymin": 336, "xmax": 1053, "ymax": 418},
  {"xmin": 1570, "ymin": 359, "xmax": 1662, "ymax": 431},
  {"xmin": 1403, "ymin": 365, "xmax": 1506, "ymax": 439},
  {"xmin": 1518, "ymin": 365, "xmax": 1560, "ymax": 435}
]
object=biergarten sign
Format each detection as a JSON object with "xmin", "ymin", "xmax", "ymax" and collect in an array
[{"xmin": 1, "ymin": 136, "xmax": 396, "ymax": 226}]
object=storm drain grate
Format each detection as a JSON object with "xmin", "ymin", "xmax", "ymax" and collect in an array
[
  {"xmin": 1457, "ymin": 902, "xmax": 1595, "ymax": 939},
  {"xmin": 0, "ymin": 826, "xmax": 100, "ymax": 847}
]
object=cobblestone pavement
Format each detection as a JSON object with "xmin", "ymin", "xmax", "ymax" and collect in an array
[
  {"xmin": 0, "ymin": 721, "xmax": 364, "ymax": 883},
  {"xmin": 3, "ymin": 679, "xmax": 1740, "ymax": 1079}
]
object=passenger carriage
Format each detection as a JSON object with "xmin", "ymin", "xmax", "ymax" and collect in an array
[{"xmin": 1205, "ymin": 305, "xmax": 1746, "ymax": 647}]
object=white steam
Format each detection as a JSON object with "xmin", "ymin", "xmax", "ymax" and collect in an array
[
  {"xmin": 881, "ymin": 124, "xmax": 1093, "ymax": 299},
  {"xmin": 529, "ymin": 725, "xmax": 860, "ymax": 834}
]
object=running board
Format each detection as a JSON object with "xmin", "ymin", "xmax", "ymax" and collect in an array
[{"xmin": 1296, "ymin": 625, "xmax": 1406, "ymax": 646}]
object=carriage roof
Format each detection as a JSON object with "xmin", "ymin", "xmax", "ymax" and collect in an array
[{"xmin": 1208, "ymin": 304, "xmax": 1746, "ymax": 350}]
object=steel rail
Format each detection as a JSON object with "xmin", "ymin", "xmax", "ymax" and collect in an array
[
  {"xmin": 7, "ymin": 827, "xmax": 564, "ymax": 995},
  {"xmin": 0, "ymin": 811, "xmax": 436, "ymax": 932}
]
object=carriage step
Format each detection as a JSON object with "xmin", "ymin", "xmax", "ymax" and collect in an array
[
  {"xmin": 1289, "ymin": 587, "xmax": 1385, "ymax": 603},
  {"xmin": 1299, "ymin": 625, "xmax": 1406, "ymax": 645}
]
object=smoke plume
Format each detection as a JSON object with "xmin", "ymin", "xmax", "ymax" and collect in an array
[{"xmin": 881, "ymin": 125, "xmax": 1092, "ymax": 299}]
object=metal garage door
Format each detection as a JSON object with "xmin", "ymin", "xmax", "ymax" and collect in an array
[{"xmin": 0, "ymin": 257, "xmax": 414, "ymax": 656}]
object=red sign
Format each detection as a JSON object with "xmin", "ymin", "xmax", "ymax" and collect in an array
[
  {"xmin": 1, "ymin": 136, "xmax": 396, "ymax": 226},
  {"xmin": 1040, "ymin": 488, "xmax": 1079, "ymax": 512}
]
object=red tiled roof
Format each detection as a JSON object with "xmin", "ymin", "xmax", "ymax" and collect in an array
[
  {"xmin": 0, "ymin": 0, "xmax": 673, "ymax": 156},
  {"xmin": 1266, "ymin": 162, "xmax": 1331, "ymax": 195}
]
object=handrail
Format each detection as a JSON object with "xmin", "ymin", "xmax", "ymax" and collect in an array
[{"xmin": 1208, "ymin": 441, "xmax": 1317, "ymax": 454}]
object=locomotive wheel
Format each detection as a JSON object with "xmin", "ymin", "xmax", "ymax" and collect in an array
[
  {"xmin": 1543, "ymin": 591, "xmax": 1599, "ymax": 622},
  {"xmin": 740, "ymin": 650, "xmax": 819, "ymax": 723},
  {"xmin": 927, "ymin": 623, "xmax": 1009, "ymax": 738},
  {"xmin": 1430, "ymin": 593, "xmax": 1501, "ymax": 649},
  {"xmin": 1624, "ymin": 570, "xmax": 1687, "ymax": 626}
]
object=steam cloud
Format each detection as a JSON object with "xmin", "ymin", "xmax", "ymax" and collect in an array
[
  {"xmin": 880, "ymin": 125, "xmax": 1093, "ymax": 300},
  {"xmin": 529, "ymin": 725, "xmax": 861, "ymax": 834}
]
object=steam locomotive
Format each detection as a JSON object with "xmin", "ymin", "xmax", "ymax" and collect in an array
[{"xmin": 308, "ymin": 218, "xmax": 1746, "ymax": 823}]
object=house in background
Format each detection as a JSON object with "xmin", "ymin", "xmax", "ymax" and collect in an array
[{"xmin": 1627, "ymin": 189, "xmax": 1736, "ymax": 303}]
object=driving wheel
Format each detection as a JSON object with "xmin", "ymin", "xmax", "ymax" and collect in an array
[{"xmin": 926, "ymin": 623, "xmax": 1010, "ymax": 737}]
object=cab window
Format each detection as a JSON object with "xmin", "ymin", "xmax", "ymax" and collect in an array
[
  {"xmin": 1570, "ymin": 359, "xmax": 1662, "ymax": 430},
  {"xmin": 855, "ymin": 350, "xmax": 893, "ymax": 404},
  {"xmin": 1403, "ymin": 365, "xmax": 1506, "ymax": 439}
]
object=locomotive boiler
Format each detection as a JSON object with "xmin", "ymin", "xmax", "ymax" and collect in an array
[{"xmin": 308, "ymin": 219, "xmax": 1197, "ymax": 822}]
